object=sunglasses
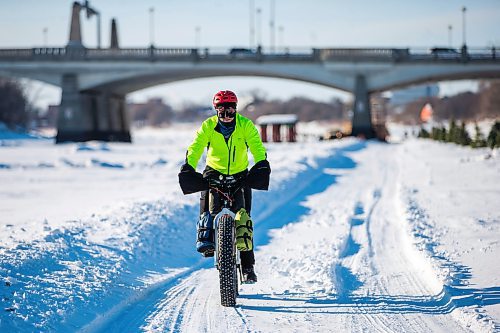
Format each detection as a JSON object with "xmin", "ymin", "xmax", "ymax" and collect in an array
[
  {"xmin": 215, "ymin": 102, "xmax": 237, "ymax": 111},
  {"xmin": 215, "ymin": 103, "xmax": 237, "ymax": 118}
]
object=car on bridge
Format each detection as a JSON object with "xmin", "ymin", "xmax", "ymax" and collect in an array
[
  {"xmin": 229, "ymin": 48, "xmax": 256, "ymax": 59},
  {"xmin": 430, "ymin": 47, "xmax": 460, "ymax": 59}
]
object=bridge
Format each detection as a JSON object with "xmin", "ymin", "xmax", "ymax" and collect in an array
[{"xmin": 0, "ymin": 3, "xmax": 499, "ymax": 142}]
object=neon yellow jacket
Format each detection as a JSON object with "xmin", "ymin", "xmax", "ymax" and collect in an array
[{"xmin": 186, "ymin": 114, "xmax": 267, "ymax": 175}]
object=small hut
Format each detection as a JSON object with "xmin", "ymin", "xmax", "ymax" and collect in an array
[{"xmin": 256, "ymin": 114, "xmax": 298, "ymax": 142}]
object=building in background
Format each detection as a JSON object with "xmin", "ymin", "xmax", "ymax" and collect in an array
[{"xmin": 389, "ymin": 84, "xmax": 440, "ymax": 106}]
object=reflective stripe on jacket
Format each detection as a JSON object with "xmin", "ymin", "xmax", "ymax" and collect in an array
[{"xmin": 186, "ymin": 114, "xmax": 267, "ymax": 175}]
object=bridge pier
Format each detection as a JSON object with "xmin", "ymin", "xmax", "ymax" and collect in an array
[
  {"xmin": 56, "ymin": 74, "xmax": 131, "ymax": 143},
  {"xmin": 351, "ymin": 75, "xmax": 375, "ymax": 139}
]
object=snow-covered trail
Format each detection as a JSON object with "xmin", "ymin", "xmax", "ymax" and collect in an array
[
  {"xmin": 2, "ymin": 128, "xmax": 498, "ymax": 332},
  {"xmin": 82, "ymin": 142, "xmax": 471, "ymax": 332}
]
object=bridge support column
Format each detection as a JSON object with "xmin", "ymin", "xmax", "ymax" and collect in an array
[
  {"xmin": 351, "ymin": 75, "xmax": 375, "ymax": 139},
  {"xmin": 56, "ymin": 74, "xmax": 131, "ymax": 143}
]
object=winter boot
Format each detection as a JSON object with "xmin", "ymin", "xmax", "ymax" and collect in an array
[
  {"xmin": 242, "ymin": 266, "xmax": 257, "ymax": 284},
  {"xmin": 196, "ymin": 211, "xmax": 215, "ymax": 257}
]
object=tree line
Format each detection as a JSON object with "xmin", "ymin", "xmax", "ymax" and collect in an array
[
  {"xmin": 1, "ymin": 78, "xmax": 499, "ymax": 134},
  {"xmin": 418, "ymin": 120, "xmax": 500, "ymax": 149},
  {"xmin": 391, "ymin": 80, "xmax": 500, "ymax": 124}
]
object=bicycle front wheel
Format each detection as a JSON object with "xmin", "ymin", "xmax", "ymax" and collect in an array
[{"xmin": 217, "ymin": 214, "xmax": 237, "ymax": 307}]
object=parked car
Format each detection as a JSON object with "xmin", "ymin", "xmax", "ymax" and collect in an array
[{"xmin": 320, "ymin": 128, "xmax": 344, "ymax": 141}]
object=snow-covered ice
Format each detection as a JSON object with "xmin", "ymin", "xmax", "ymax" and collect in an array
[{"xmin": 0, "ymin": 123, "xmax": 499, "ymax": 332}]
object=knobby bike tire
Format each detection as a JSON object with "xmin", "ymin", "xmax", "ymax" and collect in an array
[{"xmin": 218, "ymin": 214, "xmax": 238, "ymax": 307}]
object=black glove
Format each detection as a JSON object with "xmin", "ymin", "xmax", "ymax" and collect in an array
[
  {"xmin": 207, "ymin": 177, "xmax": 222, "ymax": 188},
  {"xmin": 246, "ymin": 160, "xmax": 271, "ymax": 190},
  {"xmin": 178, "ymin": 163, "xmax": 209, "ymax": 195}
]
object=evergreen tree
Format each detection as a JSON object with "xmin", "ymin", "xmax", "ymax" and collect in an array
[
  {"xmin": 487, "ymin": 121, "xmax": 500, "ymax": 149},
  {"xmin": 471, "ymin": 122, "xmax": 487, "ymax": 148},
  {"xmin": 439, "ymin": 126, "xmax": 447, "ymax": 141},
  {"xmin": 457, "ymin": 121, "xmax": 471, "ymax": 146},
  {"xmin": 447, "ymin": 119, "xmax": 458, "ymax": 143},
  {"xmin": 431, "ymin": 127, "xmax": 439, "ymax": 140},
  {"xmin": 418, "ymin": 127, "xmax": 430, "ymax": 138}
]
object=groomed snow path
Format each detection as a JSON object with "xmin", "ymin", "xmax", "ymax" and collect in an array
[{"xmin": 82, "ymin": 141, "xmax": 483, "ymax": 333}]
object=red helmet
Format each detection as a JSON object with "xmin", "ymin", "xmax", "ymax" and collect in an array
[{"xmin": 213, "ymin": 90, "xmax": 238, "ymax": 107}]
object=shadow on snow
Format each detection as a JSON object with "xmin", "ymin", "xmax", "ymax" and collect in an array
[
  {"xmin": 238, "ymin": 285, "xmax": 500, "ymax": 315},
  {"xmin": 252, "ymin": 141, "xmax": 366, "ymax": 247}
]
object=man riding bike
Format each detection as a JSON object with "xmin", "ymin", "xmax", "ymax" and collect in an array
[{"xmin": 178, "ymin": 90, "xmax": 271, "ymax": 283}]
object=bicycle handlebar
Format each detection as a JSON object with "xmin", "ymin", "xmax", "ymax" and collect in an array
[{"xmin": 207, "ymin": 174, "xmax": 246, "ymax": 205}]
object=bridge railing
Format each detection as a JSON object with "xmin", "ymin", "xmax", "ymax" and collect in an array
[
  {"xmin": 317, "ymin": 48, "xmax": 397, "ymax": 61},
  {"xmin": 0, "ymin": 46, "xmax": 497, "ymax": 62}
]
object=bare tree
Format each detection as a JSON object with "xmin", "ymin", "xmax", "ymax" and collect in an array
[{"xmin": 0, "ymin": 78, "xmax": 29, "ymax": 129}]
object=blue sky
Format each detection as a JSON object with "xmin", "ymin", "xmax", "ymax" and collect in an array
[{"xmin": 1, "ymin": 0, "xmax": 499, "ymax": 108}]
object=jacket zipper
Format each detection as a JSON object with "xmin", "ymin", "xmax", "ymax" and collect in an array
[{"xmin": 226, "ymin": 136, "xmax": 233, "ymax": 175}]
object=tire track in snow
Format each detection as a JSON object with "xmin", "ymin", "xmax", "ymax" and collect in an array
[
  {"xmin": 334, "ymin": 187, "xmax": 390, "ymax": 333},
  {"xmin": 79, "ymin": 263, "xmax": 208, "ymax": 333},
  {"xmin": 121, "ymin": 141, "xmax": 366, "ymax": 332},
  {"xmin": 162, "ymin": 269, "xmax": 251, "ymax": 333},
  {"xmin": 142, "ymin": 277, "xmax": 197, "ymax": 333},
  {"xmin": 332, "ymin": 145, "xmax": 470, "ymax": 332},
  {"xmin": 79, "ymin": 140, "xmax": 480, "ymax": 332},
  {"xmin": 74, "ymin": 146, "xmax": 339, "ymax": 331}
]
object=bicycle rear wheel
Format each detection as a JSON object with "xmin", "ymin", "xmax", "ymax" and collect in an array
[{"xmin": 217, "ymin": 214, "xmax": 237, "ymax": 307}]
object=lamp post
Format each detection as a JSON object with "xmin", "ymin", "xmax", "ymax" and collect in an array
[
  {"xmin": 195, "ymin": 26, "xmax": 201, "ymax": 49},
  {"xmin": 43, "ymin": 27, "xmax": 48, "ymax": 47},
  {"xmin": 448, "ymin": 25, "xmax": 452, "ymax": 47},
  {"xmin": 149, "ymin": 7, "xmax": 155, "ymax": 47},
  {"xmin": 462, "ymin": 6, "xmax": 467, "ymax": 47},
  {"xmin": 278, "ymin": 25, "xmax": 284, "ymax": 52},
  {"xmin": 256, "ymin": 7, "xmax": 262, "ymax": 47},
  {"xmin": 269, "ymin": 0, "xmax": 275, "ymax": 53},
  {"xmin": 249, "ymin": 0, "xmax": 255, "ymax": 48}
]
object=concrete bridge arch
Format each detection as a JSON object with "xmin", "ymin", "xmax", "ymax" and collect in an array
[{"xmin": 1, "ymin": 47, "xmax": 499, "ymax": 142}]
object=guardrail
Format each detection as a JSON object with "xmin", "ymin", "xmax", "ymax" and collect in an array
[{"xmin": 0, "ymin": 47, "xmax": 497, "ymax": 63}]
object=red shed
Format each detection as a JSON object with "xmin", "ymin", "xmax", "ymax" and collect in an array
[{"xmin": 256, "ymin": 114, "xmax": 298, "ymax": 142}]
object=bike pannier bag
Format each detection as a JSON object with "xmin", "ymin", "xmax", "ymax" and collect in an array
[{"xmin": 235, "ymin": 208, "xmax": 253, "ymax": 251}]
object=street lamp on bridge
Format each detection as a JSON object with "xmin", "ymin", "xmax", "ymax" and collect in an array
[
  {"xmin": 149, "ymin": 7, "xmax": 155, "ymax": 47},
  {"xmin": 256, "ymin": 7, "xmax": 262, "ymax": 48},
  {"xmin": 278, "ymin": 25, "xmax": 284, "ymax": 52},
  {"xmin": 462, "ymin": 6, "xmax": 467, "ymax": 47},
  {"xmin": 448, "ymin": 25, "xmax": 452, "ymax": 47},
  {"xmin": 195, "ymin": 26, "xmax": 201, "ymax": 49},
  {"xmin": 43, "ymin": 27, "xmax": 48, "ymax": 47}
]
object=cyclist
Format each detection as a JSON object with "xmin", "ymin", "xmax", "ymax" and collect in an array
[{"xmin": 179, "ymin": 90, "xmax": 270, "ymax": 283}]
